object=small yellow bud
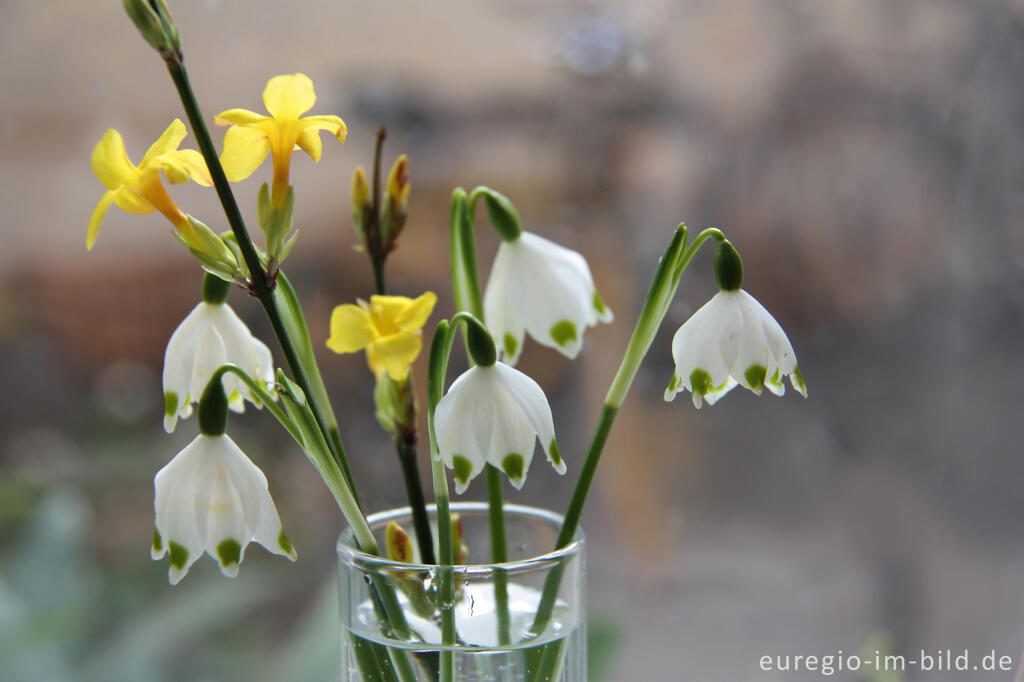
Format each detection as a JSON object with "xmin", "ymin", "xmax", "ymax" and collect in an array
[
  {"xmin": 351, "ymin": 166, "xmax": 371, "ymax": 249},
  {"xmin": 386, "ymin": 521, "xmax": 415, "ymax": 564},
  {"xmin": 386, "ymin": 155, "xmax": 410, "ymax": 208}
]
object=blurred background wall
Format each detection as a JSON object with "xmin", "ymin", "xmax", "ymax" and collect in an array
[{"xmin": 2, "ymin": 1, "xmax": 1023, "ymax": 680}]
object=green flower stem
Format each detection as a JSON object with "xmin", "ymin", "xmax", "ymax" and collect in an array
[
  {"xmin": 427, "ymin": 319, "xmax": 461, "ymax": 682},
  {"xmin": 164, "ymin": 56, "xmax": 359, "ymax": 501},
  {"xmin": 394, "ymin": 425, "xmax": 436, "ymax": 566},
  {"xmin": 448, "ymin": 189, "xmax": 511, "ymax": 644},
  {"xmin": 529, "ymin": 225, "xmax": 724, "ymax": 649},
  {"xmin": 206, "ymin": 364, "xmax": 301, "ymax": 443}
]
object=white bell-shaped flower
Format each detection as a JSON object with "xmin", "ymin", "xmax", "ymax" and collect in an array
[
  {"xmin": 163, "ymin": 301, "xmax": 275, "ymax": 433},
  {"xmin": 484, "ymin": 232, "xmax": 612, "ymax": 365},
  {"xmin": 151, "ymin": 433, "xmax": 297, "ymax": 585},
  {"xmin": 434, "ymin": 362, "xmax": 565, "ymax": 493},
  {"xmin": 664, "ymin": 289, "xmax": 807, "ymax": 408}
]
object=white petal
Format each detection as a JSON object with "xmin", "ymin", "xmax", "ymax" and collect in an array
[
  {"xmin": 493, "ymin": 363, "xmax": 563, "ymax": 475},
  {"xmin": 434, "ymin": 370, "xmax": 487, "ymax": 493},
  {"xmin": 188, "ymin": 323, "xmax": 228, "ymax": 403},
  {"xmin": 738, "ymin": 290, "xmax": 798, "ymax": 375},
  {"xmin": 484, "ymin": 244, "xmax": 526, "ymax": 366},
  {"xmin": 218, "ymin": 435, "xmax": 294, "ymax": 559},
  {"xmin": 203, "ymin": 455, "xmax": 249, "ymax": 578},
  {"xmin": 154, "ymin": 435, "xmax": 216, "ymax": 584},
  {"xmin": 211, "ymin": 305, "xmax": 276, "ymax": 406},
  {"xmin": 162, "ymin": 304, "xmax": 208, "ymax": 433},
  {"xmin": 671, "ymin": 292, "xmax": 741, "ymax": 393}
]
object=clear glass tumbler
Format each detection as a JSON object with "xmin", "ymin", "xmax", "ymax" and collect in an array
[{"xmin": 337, "ymin": 502, "xmax": 586, "ymax": 682}]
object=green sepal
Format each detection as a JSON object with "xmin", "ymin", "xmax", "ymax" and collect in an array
[
  {"xmin": 201, "ymin": 272, "xmax": 232, "ymax": 304},
  {"xmin": 465, "ymin": 316, "xmax": 497, "ymax": 367}
]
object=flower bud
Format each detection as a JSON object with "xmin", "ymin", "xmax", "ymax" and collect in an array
[
  {"xmin": 351, "ymin": 166, "xmax": 371, "ymax": 251},
  {"xmin": 123, "ymin": 0, "xmax": 180, "ymax": 60},
  {"xmin": 197, "ymin": 373, "xmax": 229, "ymax": 437},
  {"xmin": 386, "ymin": 521, "xmax": 415, "ymax": 564},
  {"xmin": 450, "ymin": 513, "xmax": 469, "ymax": 564},
  {"xmin": 381, "ymin": 155, "xmax": 409, "ymax": 247}
]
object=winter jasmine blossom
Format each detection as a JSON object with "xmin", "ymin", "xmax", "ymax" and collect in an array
[
  {"xmin": 326, "ymin": 293, "xmax": 437, "ymax": 381},
  {"xmin": 88, "ymin": 119, "xmax": 212, "ymax": 250},
  {"xmin": 484, "ymin": 231, "xmax": 613, "ymax": 365},
  {"xmin": 434, "ymin": 361, "xmax": 564, "ymax": 493},
  {"xmin": 163, "ymin": 275, "xmax": 275, "ymax": 433},
  {"xmin": 664, "ymin": 240, "xmax": 806, "ymax": 408},
  {"xmin": 215, "ymin": 73, "xmax": 346, "ymax": 205}
]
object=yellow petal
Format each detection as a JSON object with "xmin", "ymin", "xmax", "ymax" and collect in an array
[
  {"xmin": 326, "ymin": 304, "xmax": 376, "ymax": 354},
  {"xmin": 295, "ymin": 126, "xmax": 323, "ymax": 162},
  {"xmin": 367, "ymin": 332, "xmax": 422, "ymax": 380},
  {"xmin": 87, "ymin": 190, "xmax": 117, "ymax": 250},
  {"xmin": 91, "ymin": 129, "xmax": 137, "ymax": 190},
  {"xmin": 113, "ymin": 185, "xmax": 155, "ymax": 214},
  {"xmin": 219, "ymin": 125, "xmax": 271, "ymax": 182},
  {"xmin": 395, "ymin": 292, "xmax": 437, "ymax": 331},
  {"xmin": 300, "ymin": 115, "xmax": 346, "ymax": 142},
  {"xmin": 214, "ymin": 108, "xmax": 268, "ymax": 127},
  {"xmin": 174, "ymin": 149, "xmax": 213, "ymax": 186},
  {"xmin": 262, "ymin": 73, "xmax": 315, "ymax": 120},
  {"xmin": 140, "ymin": 119, "xmax": 187, "ymax": 167},
  {"xmin": 369, "ymin": 296, "xmax": 415, "ymax": 326}
]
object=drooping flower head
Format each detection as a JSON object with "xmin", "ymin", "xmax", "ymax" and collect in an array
[
  {"xmin": 89, "ymin": 119, "xmax": 212, "ymax": 250},
  {"xmin": 664, "ymin": 240, "xmax": 806, "ymax": 408},
  {"xmin": 434, "ymin": 362, "xmax": 565, "ymax": 493},
  {"xmin": 152, "ymin": 433, "xmax": 296, "ymax": 584},
  {"xmin": 163, "ymin": 275, "xmax": 275, "ymax": 433},
  {"xmin": 326, "ymin": 293, "xmax": 436, "ymax": 381},
  {"xmin": 215, "ymin": 73, "xmax": 346, "ymax": 205}
]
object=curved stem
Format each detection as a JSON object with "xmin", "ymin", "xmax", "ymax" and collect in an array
[
  {"xmin": 208, "ymin": 364, "xmax": 301, "ymax": 443},
  {"xmin": 530, "ymin": 224, "xmax": 723, "ymax": 643}
]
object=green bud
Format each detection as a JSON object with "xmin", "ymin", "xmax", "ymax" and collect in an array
[
  {"xmin": 201, "ymin": 272, "xmax": 232, "ymax": 305},
  {"xmin": 479, "ymin": 187, "xmax": 523, "ymax": 242},
  {"xmin": 259, "ymin": 185, "xmax": 295, "ymax": 264},
  {"xmin": 714, "ymin": 239, "xmax": 744, "ymax": 292},
  {"xmin": 123, "ymin": 0, "xmax": 180, "ymax": 60},
  {"xmin": 197, "ymin": 373, "xmax": 229, "ymax": 436}
]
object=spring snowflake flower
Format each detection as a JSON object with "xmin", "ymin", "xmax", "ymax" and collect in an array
[
  {"xmin": 151, "ymin": 433, "xmax": 296, "ymax": 585},
  {"xmin": 215, "ymin": 73, "xmax": 346, "ymax": 204},
  {"xmin": 326, "ymin": 293, "xmax": 436, "ymax": 381},
  {"xmin": 163, "ymin": 297, "xmax": 275, "ymax": 433},
  {"xmin": 434, "ymin": 362, "xmax": 565, "ymax": 493},
  {"xmin": 664, "ymin": 289, "xmax": 807, "ymax": 408},
  {"xmin": 88, "ymin": 119, "xmax": 212, "ymax": 250},
  {"xmin": 484, "ymin": 232, "xmax": 612, "ymax": 365}
]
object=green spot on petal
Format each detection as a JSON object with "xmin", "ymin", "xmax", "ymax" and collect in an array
[
  {"xmin": 452, "ymin": 455, "xmax": 473, "ymax": 486},
  {"xmin": 278, "ymin": 530, "xmax": 294, "ymax": 556},
  {"xmin": 164, "ymin": 391, "xmax": 178, "ymax": 417},
  {"xmin": 152, "ymin": 528, "xmax": 163, "ymax": 552},
  {"xmin": 502, "ymin": 453, "xmax": 525, "ymax": 482},
  {"xmin": 745, "ymin": 364, "xmax": 767, "ymax": 391},
  {"xmin": 168, "ymin": 542, "xmax": 189, "ymax": 570},
  {"xmin": 690, "ymin": 369, "xmax": 712, "ymax": 397},
  {"xmin": 548, "ymin": 438, "xmax": 563, "ymax": 467},
  {"xmin": 593, "ymin": 291, "xmax": 607, "ymax": 315},
  {"xmin": 217, "ymin": 538, "xmax": 241, "ymax": 568},
  {"xmin": 503, "ymin": 333, "xmax": 519, "ymax": 359},
  {"xmin": 550, "ymin": 319, "xmax": 578, "ymax": 348}
]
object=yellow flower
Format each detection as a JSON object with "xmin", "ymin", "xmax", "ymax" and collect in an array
[
  {"xmin": 327, "ymin": 293, "xmax": 437, "ymax": 381},
  {"xmin": 215, "ymin": 73, "xmax": 346, "ymax": 205},
  {"xmin": 88, "ymin": 119, "xmax": 212, "ymax": 250}
]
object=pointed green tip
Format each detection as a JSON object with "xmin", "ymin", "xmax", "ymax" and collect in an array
[
  {"xmin": 550, "ymin": 319, "xmax": 578, "ymax": 348},
  {"xmin": 217, "ymin": 539, "xmax": 241, "ymax": 568},
  {"xmin": 793, "ymin": 365, "xmax": 807, "ymax": 396},
  {"xmin": 548, "ymin": 438, "xmax": 563, "ymax": 467},
  {"xmin": 502, "ymin": 453, "xmax": 525, "ymax": 482},
  {"xmin": 503, "ymin": 333, "xmax": 519, "ymax": 359},
  {"xmin": 168, "ymin": 541, "xmax": 189, "ymax": 570},
  {"xmin": 164, "ymin": 391, "xmax": 178, "ymax": 418},
  {"xmin": 592, "ymin": 292, "xmax": 607, "ymax": 315},
  {"xmin": 152, "ymin": 528, "xmax": 163, "ymax": 553},
  {"xmin": 278, "ymin": 530, "xmax": 295, "ymax": 557},
  {"xmin": 452, "ymin": 455, "xmax": 473, "ymax": 487},
  {"xmin": 690, "ymin": 368, "xmax": 712, "ymax": 397},
  {"xmin": 744, "ymin": 364, "xmax": 767, "ymax": 392}
]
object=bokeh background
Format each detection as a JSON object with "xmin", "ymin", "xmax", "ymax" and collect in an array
[{"xmin": 2, "ymin": 1, "xmax": 1024, "ymax": 680}]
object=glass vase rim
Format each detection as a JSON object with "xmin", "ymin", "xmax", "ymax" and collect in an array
[{"xmin": 337, "ymin": 501, "xmax": 585, "ymax": 575}]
